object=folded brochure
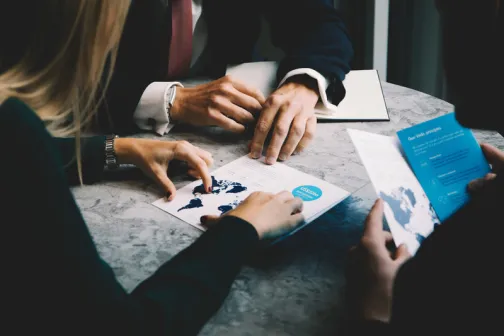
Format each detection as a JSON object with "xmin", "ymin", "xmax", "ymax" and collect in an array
[
  {"xmin": 153, "ymin": 155, "xmax": 350, "ymax": 244},
  {"xmin": 348, "ymin": 113, "xmax": 490, "ymax": 254}
]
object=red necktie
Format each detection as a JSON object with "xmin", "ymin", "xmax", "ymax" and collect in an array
[{"xmin": 167, "ymin": 0, "xmax": 193, "ymax": 79}]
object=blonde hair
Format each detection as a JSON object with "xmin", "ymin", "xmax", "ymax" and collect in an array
[{"xmin": 0, "ymin": 0, "xmax": 130, "ymax": 182}]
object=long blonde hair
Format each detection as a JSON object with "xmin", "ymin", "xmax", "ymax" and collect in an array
[{"xmin": 0, "ymin": 0, "xmax": 130, "ymax": 181}]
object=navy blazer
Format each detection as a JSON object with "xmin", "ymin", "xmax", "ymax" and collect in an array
[{"xmin": 99, "ymin": 0, "xmax": 354, "ymax": 133}]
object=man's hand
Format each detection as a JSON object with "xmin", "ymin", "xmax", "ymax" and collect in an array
[
  {"xmin": 346, "ymin": 199, "xmax": 411, "ymax": 323},
  {"xmin": 250, "ymin": 76, "xmax": 319, "ymax": 165},
  {"xmin": 467, "ymin": 143, "xmax": 504, "ymax": 193},
  {"xmin": 170, "ymin": 76, "xmax": 265, "ymax": 133}
]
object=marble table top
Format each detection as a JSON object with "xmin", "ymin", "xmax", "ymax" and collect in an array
[{"xmin": 72, "ymin": 82, "xmax": 504, "ymax": 335}]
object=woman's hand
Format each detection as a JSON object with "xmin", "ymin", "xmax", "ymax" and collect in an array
[
  {"xmin": 201, "ymin": 191, "xmax": 304, "ymax": 239},
  {"xmin": 346, "ymin": 199, "xmax": 411, "ymax": 323},
  {"xmin": 114, "ymin": 138, "xmax": 213, "ymax": 200}
]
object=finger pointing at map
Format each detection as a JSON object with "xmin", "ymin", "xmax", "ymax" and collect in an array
[{"xmin": 114, "ymin": 139, "xmax": 213, "ymax": 201}]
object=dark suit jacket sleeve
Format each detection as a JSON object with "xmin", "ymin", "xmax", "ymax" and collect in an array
[
  {"xmin": 95, "ymin": 0, "xmax": 169, "ymax": 134},
  {"xmin": 1, "ymin": 97, "xmax": 259, "ymax": 336},
  {"xmin": 263, "ymin": 0, "xmax": 354, "ymax": 104},
  {"xmin": 53, "ymin": 136, "xmax": 106, "ymax": 185}
]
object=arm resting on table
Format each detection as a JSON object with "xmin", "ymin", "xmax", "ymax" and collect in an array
[
  {"xmin": 53, "ymin": 136, "xmax": 106, "ymax": 185},
  {"xmin": 1, "ymin": 99, "xmax": 259, "ymax": 335}
]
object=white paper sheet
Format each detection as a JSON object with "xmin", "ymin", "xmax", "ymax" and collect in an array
[
  {"xmin": 153, "ymin": 156, "xmax": 349, "ymax": 238},
  {"xmin": 348, "ymin": 129, "xmax": 440, "ymax": 255},
  {"xmin": 226, "ymin": 61, "xmax": 389, "ymax": 121}
]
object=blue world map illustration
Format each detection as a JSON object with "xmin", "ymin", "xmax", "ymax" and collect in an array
[
  {"xmin": 178, "ymin": 176, "xmax": 247, "ymax": 215},
  {"xmin": 379, "ymin": 187, "xmax": 438, "ymax": 243}
]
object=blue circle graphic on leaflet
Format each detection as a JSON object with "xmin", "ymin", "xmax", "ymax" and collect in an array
[{"xmin": 292, "ymin": 185, "xmax": 323, "ymax": 202}]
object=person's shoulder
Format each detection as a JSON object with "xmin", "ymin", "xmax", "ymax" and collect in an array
[
  {"xmin": 0, "ymin": 97, "xmax": 45, "ymax": 126},
  {"xmin": 0, "ymin": 97, "xmax": 56, "ymax": 162},
  {"xmin": 0, "ymin": 97, "xmax": 50, "ymax": 139}
]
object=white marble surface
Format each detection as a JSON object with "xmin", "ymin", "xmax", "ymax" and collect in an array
[{"xmin": 72, "ymin": 82, "xmax": 504, "ymax": 335}]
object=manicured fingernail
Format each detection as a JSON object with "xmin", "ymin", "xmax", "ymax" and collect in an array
[
  {"xmin": 200, "ymin": 215, "xmax": 208, "ymax": 223},
  {"xmin": 266, "ymin": 156, "xmax": 275, "ymax": 165},
  {"xmin": 207, "ymin": 186, "xmax": 213, "ymax": 193},
  {"xmin": 251, "ymin": 151, "xmax": 260, "ymax": 159},
  {"xmin": 165, "ymin": 192, "xmax": 172, "ymax": 201},
  {"xmin": 278, "ymin": 154, "xmax": 287, "ymax": 161}
]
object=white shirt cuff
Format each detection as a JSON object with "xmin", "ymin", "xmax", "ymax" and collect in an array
[
  {"xmin": 133, "ymin": 82, "xmax": 183, "ymax": 135},
  {"xmin": 278, "ymin": 68, "xmax": 337, "ymax": 111}
]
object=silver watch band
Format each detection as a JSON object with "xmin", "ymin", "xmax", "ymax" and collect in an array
[{"xmin": 105, "ymin": 135, "xmax": 119, "ymax": 170}]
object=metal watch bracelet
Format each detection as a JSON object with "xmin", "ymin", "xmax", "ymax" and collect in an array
[{"xmin": 105, "ymin": 135, "xmax": 119, "ymax": 170}]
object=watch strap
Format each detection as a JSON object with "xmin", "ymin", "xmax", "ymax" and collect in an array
[
  {"xmin": 105, "ymin": 135, "xmax": 119, "ymax": 170},
  {"xmin": 164, "ymin": 82, "xmax": 182, "ymax": 124}
]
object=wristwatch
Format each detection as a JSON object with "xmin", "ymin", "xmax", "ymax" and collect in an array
[
  {"xmin": 105, "ymin": 134, "xmax": 119, "ymax": 170},
  {"xmin": 164, "ymin": 82, "xmax": 182, "ymax": 123}
]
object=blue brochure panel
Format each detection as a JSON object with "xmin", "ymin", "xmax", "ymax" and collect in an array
[{"xmin": 397, "ymin": 113, "xmax": 490, "ymax": 221}]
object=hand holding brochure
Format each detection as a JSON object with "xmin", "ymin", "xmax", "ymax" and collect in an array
[
  {"xmin": 349, "ymin": 113, "xmax": 490, "ymax": 254},
  {"xmin": 397, "ymin": 113, "xmax": 490, "ymax": 221},
  {"xmin": 153, "ymin": 156, "xmax": 350, "ymax": 243}
]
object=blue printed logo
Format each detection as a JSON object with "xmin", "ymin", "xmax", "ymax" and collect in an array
[{"xmin": 292, "ymin": 185, "xmax": 322, "ymax": 202}]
